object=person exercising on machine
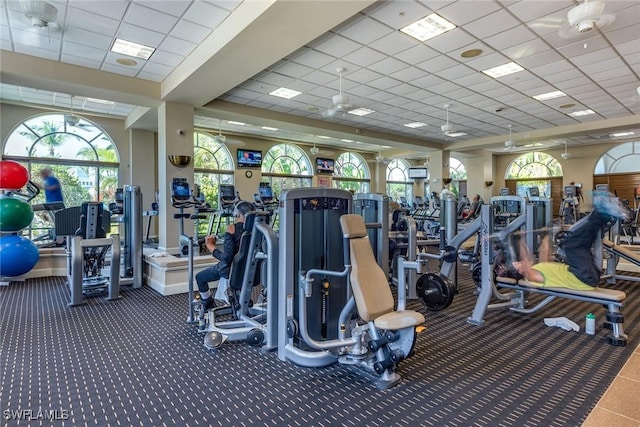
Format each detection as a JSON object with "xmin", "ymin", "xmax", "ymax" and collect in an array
[
  {"xmin": 511, "ymin": 191, "xmax": 628, "ymax": 290},
  {"xmin": 196, "ymin": 201, "xmax": 255, "ymax": 310}
]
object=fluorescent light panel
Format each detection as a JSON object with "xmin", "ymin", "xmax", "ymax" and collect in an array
[
  {"xmin": 340, "ymin": 139, "xmax": 354, "ymax": 143},
  {"xmin": 227, "ymin": 120, "xmax": 246, "ymax": 125},
  {"xmin": 261, "ymin": 126, "xmax": 278, "ymax": 131},
  {"xmin": 347, "ymin": 108, "xmax": 375, "ymax": 116},
  {"xmin": 610, "ymin": 132, "xmax": 634, "ymax": 137},
  {"xmin": 404, "ymin": 122, "xmax": 428, "ymax": 128},
  {"xmin": 269, "ymin": 87, "xmax": 301, "ymax": 99},
  {"xmin": 111, "ymin": 38, "xmax": 155, "ymax": 60},
  {"xmin": 87, "ymin": 97, "xmax": 115, "ymax": 105},
  {"xmin": 532, "ymin": 91, "xmax": 566, "ymax": 101},
  {"xmin": 401, "ymin": 13, "xmax": 456, "ymax": 42},
  {"xmin": 567, "ymin": 110, "xmax": 595, "ymax": 117},
  {"xmin": 445, "ymin": 132, "xmax": 467, "ymax": 137},
  {"xmin": 482, "ymin": 62, "xmax": 524, "ymax": 78},
  {"xmin": 317, "ymin": 135, "xmax": 331, "ymax": 139}
]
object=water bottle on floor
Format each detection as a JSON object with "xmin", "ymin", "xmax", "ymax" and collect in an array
[{"xmin": 585, "ymin": 313, "xmax": 596, "ymax": 335}]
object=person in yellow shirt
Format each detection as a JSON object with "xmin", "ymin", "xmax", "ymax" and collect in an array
[{"xmin": 512, "ymin": 191, "xmax": 628, "ymax": 290}]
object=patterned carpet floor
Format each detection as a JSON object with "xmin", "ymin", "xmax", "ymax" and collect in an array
[{"xmin": 1, "ymin": 268, "xmax": 639, "ymax": 427}]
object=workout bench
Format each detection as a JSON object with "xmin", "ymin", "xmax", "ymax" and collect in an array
[
  {"xmin": 494, "ymin": 277, "xmax": 627, "ymax": 346},
  {"xmin": 603, "ymin": 238, "xmax": 640, "ymax": 284}
]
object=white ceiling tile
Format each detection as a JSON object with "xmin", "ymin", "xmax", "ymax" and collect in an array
[
  {"xmin": 438, "ymin": 0, "xmax": 501, "ymax": 26},
  {"xmin": 369, "ymin": 31, "xmax": 416, "ymax": 56},
  {"xmin": 344, "ymin": 68, "xmax": 383, "ymax": 85},
  {"xmin": 426, "ymin": 28, "xmax": 477, "ymax": 54},
  {"xmin": 571, "ymin": 48, "xmax": 618, "ymax": 68},
  {"xmin": 272, "ymin": 61, "xmax": 314, "ymax": 79},
  {"xmin": 501, "ymin": 38, "xmax": 550, "ymax": 61},
  {"xmin": 606, "ymin": 24, "xmax": 640, "ymax": 48},
  {"xmin": 158, "ymin": 36, "xmax": 197, "ymax": 56},
  {"xmin": 206, "ymin": 1, "xmax": 243, "ymax": 12},
  {"xmin": 394, "ymin": 43, "xmax": 440, "ymax": 65},
  {"xmin": 60, "ymin": 54, "xmax": 100, "ymax": 70},
  {"xmin": 138, "ymin": 61, "xmax": 173, "ymax": 78},
  {"xmin": 337, "ymin": 17, "xmax": 394, "ymax": 45},
  {"xmin": 182, "ymin": 1, "xmax": 229, "ymax": 29},
  {"xmin": 349, "ymin": 84, "xmax": 382, "ymax": 98},
  {"xmin": 484, "ymin": 26, "xmax": 538, "ymax": 51},
  {"xmin": 463, "ymin": 51, "xmax": 510, "ymax": 71},
  {"xmin": 170, "ymin": 19, "xmax": 213, "ymax": 44},
  {"xmin": 117, "ymin": 23, "xmax": 165, "ymax": 48},
  {"xmin": 309, "ymin": 34, "xmax": 361, "ymax": 58},
  {"xmin": 134, "ymin": 70, "xmax": 166, "ymax": 82},
  {"xmin": 62, "ymin": 27, "xmax": 113, "ymax": 51},
  {"xmin": 123, "ymin": 3, "xmax": 179, "ymax": 34},
  {"xmin": 62, "ymin": 41, "xmax": 106, "ymax": 62},
  {"xmin": 148, "ymin": 49, "xmax": 185, "ymax": 68},
  {"xmin": 65, "ymin": 7, "xmax": 119, "ymax": 37},
  {"xmin": 516, "ymin": 49, "xmax": 564, "ymax": 69},
  {"xmin": 367, "ymin": 1, "xmax": 431, "ymax": 29},
  {"xmin": 0, "ymin": 38, "xmax": 13, "ymax": 51},
  {"xmin": 10, "ymin": 26, "xmax": 62, "ymax": 49},
  {"xmin": 368, "ymin": 57, "xmax": 408, "ymax": 75},
  {"xmin": 367, "ymin": 76, "xmax": 403, "ymax": 91},
  {"xmin": 134, "ymin": 0, "xmax": 191, "ymax": 17},
  {"xmin": 290, "ymin": 48, "xmax": 336, "ymax": 69},
  {"xmin": 299, "ymin": 69, "xmax": 337, "ymax": 86},
  {"xmin": 416, "ymin": 54, "xmax": 459, "ymax": 73},
  {"xmin": 13, "ymin": 42, "xmax": 59, "ymax": 60},
  {"xmin": 582, "ymin": 57, "xmax": 628, "ymax": 76},
  {"xmin": 344, "ymin": 46, "xmax": 387, "ymax": 68},
  {"xmin": 70, "ymin": 1, "xmax": 129, "ymax": 21},
  {"xmin": 389, "ymin": 66, "xmax": 426, "ymax": 83},
  {"xmin": 508, "ymin": 0, "xmax": 569, "ymax": 23},
  {"xmin": 433, "ymin": 64, "xmax": 474, "ymax": 80},
  {"xmin": 463, "ymin": 9, "xmax": 521, "ymax": 39}
]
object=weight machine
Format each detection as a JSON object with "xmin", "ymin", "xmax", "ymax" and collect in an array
[
  {"xmin": 109, "ymin": 186, "xmax": 143, "ymax": 288},
  {"xmin": 277, "ymin": 188, "xmax": 424, "ymax": 389},
  {"xmin": 55, "ymin": 202, "xmax": 121, "ymax": 307},
  {"xmin": 352, "ymin": 193, "xmax": 389, "ymax": 279}
]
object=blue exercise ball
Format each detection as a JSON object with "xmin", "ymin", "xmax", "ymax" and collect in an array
[
  {"xmin": 0, "ymin": 195, "xmax": 34, "ymax": 232},
  {"xmin": 0, "ymin": 234, "xmax": 39, "ymax": 277}
]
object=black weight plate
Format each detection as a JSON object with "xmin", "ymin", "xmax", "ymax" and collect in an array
[{"xmin": 416, "ymin": 273, "xmax": 455, "ymax": 311}]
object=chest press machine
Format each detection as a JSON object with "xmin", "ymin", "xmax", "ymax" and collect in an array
[
  {"xmin": 468, "ymin": 204, "xmax": 628, "ymax": 347},
  {"xmin": 277, "ymin": 188, "xmax": 424, "ymax": 389}
]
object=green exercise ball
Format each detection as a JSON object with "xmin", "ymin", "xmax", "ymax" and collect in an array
[{"xmin": 0, "ymin": 195, "xmax": 34, "ymax": 232}]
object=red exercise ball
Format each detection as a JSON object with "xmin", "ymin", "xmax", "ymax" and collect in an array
[
  {"xmin": 0, "ymin": 195, "xmax": 34, "ymax": 231},
  {"xmin": 0, "ymin": 160, "xmax": 29, "ymax": 190}
]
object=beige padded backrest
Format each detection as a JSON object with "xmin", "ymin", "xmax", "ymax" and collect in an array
[{"xmin": 340, "ymin": 214, "xmax": 394, "ymax": 322}]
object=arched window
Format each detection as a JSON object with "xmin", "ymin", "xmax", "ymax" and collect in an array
[
  {"xmin": 3, "ymin": 113, "xmax": 119, "ymax": 239},
  {"xmin": 505, "ymin": 152, "xmax": 563, "ymax": 197},
  {"xmin": 386, "ymin": 159, "xmax": 412, "ymax": 204},
  {"xmin": 193, "ymin": 131, "xmax": 234, "ymax": 210},
  {"xmin": 449, "ymin": 157, "xmax": 467, "ymax": 198},
  {"xmin": 261, "ymin": 143, "xmax": 313, "ymax": 196},
  {"xmin": 594, "ymin": 141, "xmax": 640, "ymax": 174},
  {"xmin": 334, "ymin": 152, "xmax": 370, "ymax": 193}
]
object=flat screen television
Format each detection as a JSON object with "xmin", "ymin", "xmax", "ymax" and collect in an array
[
  {"xmin": 408, "ymin": 168, "xmax": 427, "ymax": 179},
  {"xmin": 237, "ymin": 149, "xmax": 262, "ymax": 168},
  {"xmin": 316, "ymin": 157, "xmax": 335, "ymax": 174}
]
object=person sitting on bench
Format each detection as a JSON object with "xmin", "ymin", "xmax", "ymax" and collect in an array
[
  {"xmin": 512, "ymin": 191, "xmax": 629, "ymax": 290},
  {"xmin": 462, "ymin": 194, "xmax": 481, "ymax": 220},
  {"xmin": 196, "ymin": 201, "xmax": 255, "ymax": 310}
]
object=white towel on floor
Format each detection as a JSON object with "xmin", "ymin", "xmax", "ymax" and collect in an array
[{"xmin": 544, "ymin": 317, "xmax": 580, "ymax": 332}]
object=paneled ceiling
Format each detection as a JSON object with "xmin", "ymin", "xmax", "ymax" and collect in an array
[{"xmin": 1, "ymin": 0, "xmax": 639, "ymax": 157}]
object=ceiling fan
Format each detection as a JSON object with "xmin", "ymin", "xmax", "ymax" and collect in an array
[
  {"xmin": 441, "ymin": 104, "xmax": 456, "ymax": 136},
  {"xmin": 559, "ymin": 0, "xmax": 615, "ymax": 38},
  {"xmin": 213, "ymin": 120, "xmax": 227, "ymax": 144},
  {"xmin": 503, "ymin": 125, "xmax": 520, "ymax": 151},
  {"xmin": 19, "ymin": 0, "xmax": 60, "ymax": 30},
  {"xmin": 64, "ymin": 96, "xmax": 93, "ymax": 129},
  {"xmin": 322, "ymin": 67, "xmax": 353, "ymax": 118},
  {"xmin": 561, "ymin": 141, "xmax": 572, "ymax": 160}
]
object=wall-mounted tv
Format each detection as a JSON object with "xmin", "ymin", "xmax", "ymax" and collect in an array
[
  {"xmin": 237, "ymin": 149, "xmax": 262, "ymax": 168},
  {"xmin": 316, "ymin": 157, "xmax": 335, "ymax": 174},
  {"xmin": 408, "ymin": 168, "xmax": 427, "ymax": 179}
]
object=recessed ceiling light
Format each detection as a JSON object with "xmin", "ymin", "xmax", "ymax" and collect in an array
[
  {"xmin": 317, "ymin": 135, "xmax": 331, "ymax": 139},
  {"xmin": 610, "ymin": 131, "xmax": 635, "ymax": 137},
  {"xmin": 559, "ymin": 103, "xmax": 576, "ymax": 109},
  {"xmin": 482, "ymin": 62, "xmax": 525, "ymax": 78},
  {"xmin": 226, "ymin": 120, "xmax": 246, "ymax": 125},
  {"xmin": 445, "ymin": 132, "xmax": 467, "ymax": 137},
  {"xmin": 269, "ymin": 87, "xmax": 301, "ymax": 99},
  {"xmin": 567, "ymin": 109, "xmax": 595, "ymax": 117},
  {"xmin": 404, "ymin": 122, "xmax": 428, "ymax": 128},
  {"xmin": 340, "ymin": 139, "xmax": 354, "ymax": 143},
  {"xmin": 261, "ymin": 126, "xmax": 278, "ymax": 131},
  {"xmin": 400, "ymin": 13, "xmax": 456, "ymax": 42},
  {"xmin": 532, "ymin": 91, "xmax": 566, "ymax": 101},
  {"xmin": 111, "ymin": 38, "xmax": 155, "ymax": 60},
  {"xmin": 460, "ymin": 49, "xmax": 483, "ymax": 58},
  {"xmin": 380, "ymin": 145, "xmax": 392, "ymax": 149},
  {"xmin": 347, "ymin": 108, "xmax": 375, "ymax": 116},
  {"xmin": 116, "ymin": 58, "xmax": 137, "ymax": 67}
]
